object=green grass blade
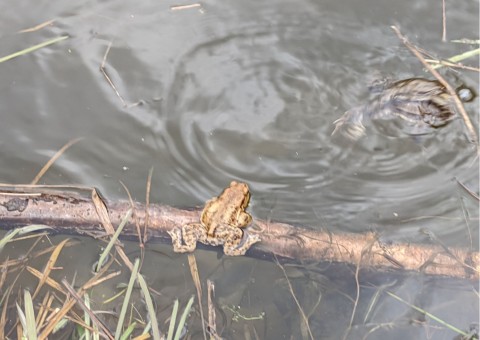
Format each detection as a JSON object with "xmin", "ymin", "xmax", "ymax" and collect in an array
[
  {"xmin": 137, "ymin": 273, "xmax": 162, "ymax": 340},
  {"xmin": 24, "ymin": 290, "xmax": 38, "ymax": 340},
  {"xmin": 119, "ymin": 322, "xmax": 137, "ymax": 340},
  {"xmin": 0, "ymin": 35, "xmax": 69, "ymax": 63},
  {"xmin": 0, "ymin": 225, "xmax": 51, "ymax": 252},
  {"xmin": 431, "ymin": 47, "xmax": 480, "ymax": 69},
  {"xmin": 16, "ymin": 302, "xmax": 27, "ymax": 330},
  {"xmin": 84, "ymin": 293, "xmax": 92, "ymax": 340},
  {"xmin": 115, "ymin": 258, "xmax": 140, "ymax": 340},
  {"xmin": 174, "ymin": 296, "xmax": 194, "ymax": 340},
  {"xmin": 166, "ymin": 299, "xmax": 179, "ymax": 340},
  {"xmin": 96, "ymin": 209, "xmax": 132, "ymax": 272},
  {"xmin": 386, "ymin": 291, "xmax": 468, "ymax": 336}
]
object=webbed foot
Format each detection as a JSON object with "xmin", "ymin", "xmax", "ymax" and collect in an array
[
  {"xmin": 168, "ymin": 227, "xmax": 198, "ymax": 253},
  {"xmin": 223, "ymin": 234, "xmax": 261, "ymax": 256}
]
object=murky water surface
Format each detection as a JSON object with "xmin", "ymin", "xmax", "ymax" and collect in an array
[{"xmin": 0, "ymin": 0, "xmax": 478, "ymax": 338}]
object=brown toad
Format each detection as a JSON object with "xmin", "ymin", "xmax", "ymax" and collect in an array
[
  {"xmin": 168, "ymin": 181, "xmax": 260, "ymax": 256},
  {"xmin": 332, "ymin": 77, "xmax": 474, "ymax": 140}
]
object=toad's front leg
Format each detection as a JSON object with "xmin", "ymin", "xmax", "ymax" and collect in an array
[{"xmin": 168, "ymin": 223, "xmax": 205, "ymax": 253}]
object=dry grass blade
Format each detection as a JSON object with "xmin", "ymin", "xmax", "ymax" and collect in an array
[
  {"xmin": 0, "ymin": 35, "xmax": 68, "ymax": 63},
  {"xmin": 0, "ymin": 259, "xmax": 8, "ymax": 295},
  {"xmin": 119, "ymin": 180, "xmax": 144, "ymax": 249},
  {"xmin": 0, "ymin": 284, "xmax": 14, "ymax": 339},
  {"xmin": 91, "ymin": 188, "xmax": 134, "ymax": 271},
  {"xmin": 187, "ymin": 254, "xmax": 207, "ymax": 340},
  {"xmin": 31, "ymin": 137, "xmax": 83, "ymax": 185},
  {"xmin": 143, "ymin": 167, "xmax": 154, "ymax": 245},
  {"xmin": 207, "ymin": 280, "xmax": 218, "ymax": 338},
  {"xmin": 391, "ymin": 25, "xmax": 478, "ymax": 146},
  {"xmin": 62, "ymin": 279, "xmax": 114, "ymax": 340},
  {"xmin": 188, "ymin": 255, "xmax": 202, "ymax": 298},
  {"xmin": 345, "ymin": 235, "xmax": 377, "ymax": 340},
  {"xmin": 441, "ymin": 0, "xmax": 446, "ymax": 42},
  {"xmin": 39, "ymin": 256, "xmax": 117, "ymax": 340},
  {"xmin": 27, "ymin": 266, "xmax": 66, "ymax": 295},
  {"xmin": 96, "ymin": 209, "xmax": 132, "ymax": 272},
  {"xmin": 100, "ymin": 41, "xmax": 127, "ymax": 107},
  {"xmin": 136, "ymin": 273, "xmax": 162, "ymax": 340},
  {"xmin": 36, "ymin": 293, "xmax": 54, "ymax": 333},
  {"xmin": 451, "ymin": 39, "xmax": 480, "ymax": 44},
  {"xmin": 91, "ymin": 187, "xmax": 114, "ymax": 236},
  {"xmin": 32, "ymin": 238, "xmax": 70, "ymax": 299},
  {"xmin": 24, "ymin": 290, "xmax": 38, "ymax": 340},
  {"xmin": 18, "ymin": 19, "xmax": 55, "ymax": 33},
  {"xmin": 83, "ymin": 270, "xmax": 121, "ymax": 291},
  {"xmin": 115, "ymin": 258, "xmax": 140, "ymax": 340},
  {"xmin": 83, "ymin": 293, "xmax": 93, "ymax": 340},
  {"xmin": 2, "ymin": 240, "xmax": 79, "ymax": 274},
  {"xmin": 274, "ymin": 255, "xmax": 314, "ymax": 340}
]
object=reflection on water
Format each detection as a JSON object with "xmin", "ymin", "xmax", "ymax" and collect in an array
[{"xmin": 0, "ymin": 0, "xmax": 478, "ymax": 338}]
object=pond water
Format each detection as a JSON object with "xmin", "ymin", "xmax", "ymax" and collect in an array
[{"xmin": 0, "ymin": 0, "xmax": 478, "ymax": 339}]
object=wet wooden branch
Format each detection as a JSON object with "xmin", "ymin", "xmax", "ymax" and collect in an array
[{"xmin": 0, "ymin": 187, "xmax": 477, "ymax": 280}]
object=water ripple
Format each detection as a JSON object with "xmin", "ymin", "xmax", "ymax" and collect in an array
[{"xmin": 153, "ymin": 5, "xmax": 478, "ymax": 242}]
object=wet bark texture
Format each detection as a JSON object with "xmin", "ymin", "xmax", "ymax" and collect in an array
[{"xmin": 0, "ymin": 187, "xmax": 477, "ymax": 280}]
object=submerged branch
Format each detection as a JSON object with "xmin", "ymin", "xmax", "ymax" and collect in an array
[{"xmin": 0, "ymin": 187, "xmax": 477, "ymax": 280}]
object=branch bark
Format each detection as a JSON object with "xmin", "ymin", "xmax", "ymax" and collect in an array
[{"xmin": 0, "ymin": 187, "xmax": 477, "ymax": 280}]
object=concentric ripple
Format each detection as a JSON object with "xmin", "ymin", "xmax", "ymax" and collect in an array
[{"xmin": 155, "ymin": 3, "xmax": 478, "ymax": 242}]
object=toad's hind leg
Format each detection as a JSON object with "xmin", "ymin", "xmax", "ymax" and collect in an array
[
  {"xmin": 168, "ymin": 224, "xmax": 204, "ymax": 253},
  {"xmin": 223, "ymin": 231, "xmax": 261, "ymax": 256}
]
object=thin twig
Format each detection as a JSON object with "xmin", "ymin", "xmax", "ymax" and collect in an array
[
  {"xmin": 343, "ymin": 235, "xmax": 377, "ymax": 340},
  {"xmin": 62, "ymin": 279, "xmax": 114, "ymax": 340},
  {"xmin": 456, "ymin": 178, "xmax": 480, "ymax": 201},
  {"xmin": 170, "ymin": 3, "xmax": 202, "ymax": 11},
  {"xmin": 274, "ymin": 255, "xmax": 314, "ymax": 340},
  {"xmin": 391, "ymin": 26, "xmax": 478, "ymax": 146},
  {"xmin": 441, "ymin": 0, "xmax": 447, "ymax": 42},
  {"xmin": 144, "ymin": 167, "xmax": 154, "ymax": 246},
  {"xmin": 100, "ymin": 41, "xmax": 127, "ymax": 107},
  {"xmin": 18, "ymin": 19, "xmax": 55, "ymax": 33},
  {"xmin": 31, "ymin": 137, "xmax": 83, "ymax": 185}
]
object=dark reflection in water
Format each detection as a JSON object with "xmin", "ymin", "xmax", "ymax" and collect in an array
[{"xmin": 0, "ymin": 0, "xmax": 478, "ymax": 338}]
